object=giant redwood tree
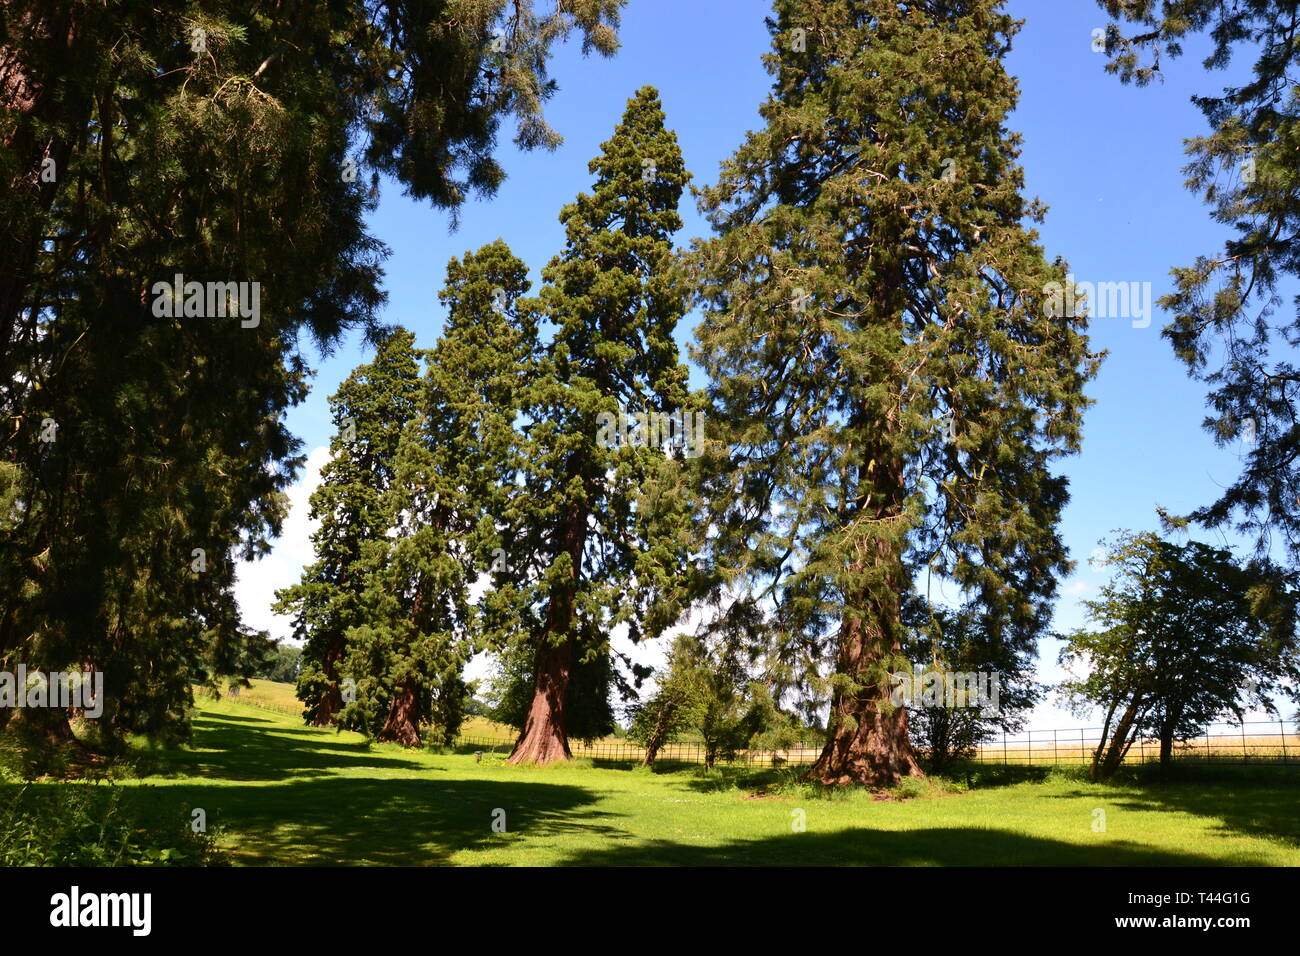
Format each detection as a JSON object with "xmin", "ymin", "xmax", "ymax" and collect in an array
[
  {"xmin": 0, "ymin": 0, "xmax": 623, "ymax": 745},
  {"xmin": 498, "ymin": 87, "xmax": 697, "ymax": 764},
  {"xmin": 342, "ymin": 242, "xmax": 539, "ymax": 746},
  {"xmin": 275, "ymin": 329, "xmax": 423, "ymax": 728},
  {"xmin": 691, "ymin": 0, "xmax": 1101, "ymax": 786}
]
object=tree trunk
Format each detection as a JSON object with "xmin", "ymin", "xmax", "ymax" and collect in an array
[
  {"xmin": 808, "ymin": 450, "xmax": 922, "ymax": 788},
  {"xmin": 377, "ymin": 676, "xmax": 422, "ymax": 747},
  {"xmin": 810, "ymin": 675, "xmax": 921, "ymax": 787},
  {"xmin": 929, "ymin": 708, "xmax": 951, "ymax": 773},
  {"xmin": 1158, "ymin": 731, "xmax": 1173, "ymax": 773},
  {"xmin": 509, "ymin": 499, "xmax": 587, "ymax": 766},
  {"xmin": 1158, "ymin": 704, "xmax": 1182, "ymax": 777},
  {"xmin": 641, "ymin": 698, "xmax": 675, "ymax": 766},
  {"xmin": 1093, "ymin": 697, "xmax": 1143, "ymax": 781},
  {"xmin": 508, "ymin": 637, "xmax": 574, "ymax": 765},
  {"xmin": 310, "ymin": 634, "xmax": 345, "ymax": 726}
]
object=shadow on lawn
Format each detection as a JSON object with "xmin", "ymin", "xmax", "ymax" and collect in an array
[
  {"xmin": 129, "ymin": 711, "xmax": 1293, "ymax": 866},
  {"xmin": 159, "ymin": 775, "xmax": 611, "ymax": 865},
  {"xmin": 1094, "ymin": 769, "xmax": 1300, "ymax": 850},
  {"xmin": 150, "ymin": 716, "xmax": 430, "ymax": 782},
  {"xmin": 556, "ymin": 826, "xmax": 1272, "ymax": 867}
]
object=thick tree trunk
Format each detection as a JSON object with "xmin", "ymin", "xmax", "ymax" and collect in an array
[
  {"xmin": 377, "ymin": 676, "xmax": 422, "ymax": 747},
  {"xmin": 509, "ymin": 499, "xmax": 587, "ymax": 766},
  {"xmin": 508, "ymin": 637, "xmax": 574, "ymax": 765},
  {"xmin": 808, "ymin": 443, "xmax": 922, "ymax": 788},
  {"xmin": 809, "ymin": 659, "xmax": 922, "ymax": 788}
]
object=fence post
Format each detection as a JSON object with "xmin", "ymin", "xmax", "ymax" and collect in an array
[
  {"xmin": 1282, "ymin": 720, "xmax": 1290, "ymax": 765},
  {"xmin": 1027, "ymin": 729, "xmax": 1032, "ymax": 767},
  {"xmin": 1242, "ymin": 721, "xmax": 1249, "ymax": 765}
]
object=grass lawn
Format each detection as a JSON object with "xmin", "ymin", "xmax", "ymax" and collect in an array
[{"xmin": 72, "ymin": 695, "xmax": 1300, "ymax": 866}]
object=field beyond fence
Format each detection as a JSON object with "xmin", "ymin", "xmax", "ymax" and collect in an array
[
  {"xmin": 454, "ymin": 720, "xmax": 1300, "ymax": 769},
  {"xmin": 224, "ymin": 682, "xmax": 1299, "ymax": 770}
]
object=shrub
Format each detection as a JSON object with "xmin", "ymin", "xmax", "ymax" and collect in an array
[{"xmin": 0, "ymin": 783, "xmax": 228, "ymax": 866}]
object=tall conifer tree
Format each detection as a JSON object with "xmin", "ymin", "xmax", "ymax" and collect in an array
[
  {"xmin": 343, "ymin": 241, "xmax": 537, "ymax": 745},
  {"xmin": 275, "ymin": 329, "xmax": 422, "ymax": 727},
  {"xmin": 692, "ymin": 0, "xmax": 1100, "ymax": 786},
  {"xmin": 498, "ymin": 87, "xmax": 696, "ymax": 764},
  {"xmin": 0, "ymin": 0, "xmax": 622, "ymax": 747}
]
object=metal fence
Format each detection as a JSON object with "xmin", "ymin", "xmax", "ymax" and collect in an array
[
  {"xmin": 452, "ymin": 719, "xmax": 1300, "ymax": 769},
  {"xmin": 964, "ymin": 720, "xmax": 1300, "ymax": 767}
]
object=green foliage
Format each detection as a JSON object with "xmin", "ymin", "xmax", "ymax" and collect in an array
[
  {"xmin": 0, "ymin": 785, "xmax": 226, "ymax": 867},
  {"xmin": 901, "ymin": 598, "xmax": 1043, "ymax": 771},
  {"xmin": 689, "ymin": 0, "xmax": 1100, "ymax": 779},
  {"xmin": 0, "ymin": 0, "xmax": 623, "ymax": 752},
  {"xmin": 1059, "ymin": 530, "xmax": 1300, "ymax": 779},
  {"xmin": 1096, "ymin": 1, "xmax": 1300, "ymax": 562}
]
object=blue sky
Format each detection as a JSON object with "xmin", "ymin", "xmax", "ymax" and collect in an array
[{"xmin": 237, "ymin": 0, "xmax": 1289, "ymax": 732}]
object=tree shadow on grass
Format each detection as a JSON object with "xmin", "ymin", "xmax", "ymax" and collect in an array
[
  {"xmin": 556, "ymin": 826, "xmax": 1273, "ymax": 867},
  {"xmin": 148, "ymin": 716, "xmax": 429, "ymax": 782},
  {"xmin": 1098, "ymin": 780, "xmax": 1300, "ymax": 850},
  {"xmin": 151, "ymin": 775, "xmax": 611, "ymax": 865},
  {"xmin": 193, "ymin": 712, "xmax": 272, "ymax": 723},
  {"xmin": 1029, "ymin": 764, "xmax": 1300, "ymax": 849}
]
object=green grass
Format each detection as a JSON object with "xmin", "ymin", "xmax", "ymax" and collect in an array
[{"xmin": 13, "ymin": 694, "xmax": 1300, "ymax": 866}]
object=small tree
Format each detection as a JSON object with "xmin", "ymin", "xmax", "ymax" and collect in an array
[
  {"xmin": 1059, "ymin": 531, "xmax": 1299, "ymax": 780},
  {"xmin": 901, "ymin": 600, "xmax": 1041, "ymax": 772},
  {"xmin": 629, "ymin": 633, "xmax": 788, "ymax": 768},
  {"xmin": 626, "ymin": 634, "xmax": 708, "ymax": 764}
]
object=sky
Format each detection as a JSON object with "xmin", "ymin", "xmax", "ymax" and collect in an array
[{"xmin": 234, "ymin": 0, "xmax": 1290, "ymax": 733}]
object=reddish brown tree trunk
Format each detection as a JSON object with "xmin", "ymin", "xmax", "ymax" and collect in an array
[
  {"xmin": 809, "ymin": 610, "xmax": 923, "ymax": 788},
  {"xmin": 377, "ymin": 676, "xmax": 422, "ymax": 747},
  {"xmin": 509, "ymin": 637, "xmax": 575, "ymax": 765},
  {"xmin": 808, "ymin": 437, "xmax": 922, "ymax": 788},
  {"xmin": 509, "ymin": 499, "xmax": 587, "ymax": 765}
]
